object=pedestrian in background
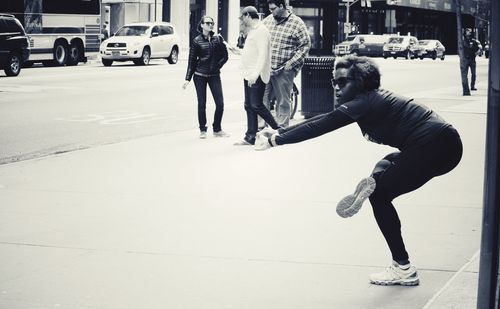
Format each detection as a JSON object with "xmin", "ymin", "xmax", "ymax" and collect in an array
[
  {"xmin": 256, "ymin": 55, "xmax": 463, "ymax": 286},
  {"xmin": 101, "ymin": 23, "xmax": 109, "ymax": 42},
  {"xmin": 234, "ymin": 6, "xmax": 281, "ymax": 146},
  {"xmin": 183, "ymin": 16, "xmax": 229, "ymax": 139},
  {"xmin": 262, "ymin": 0, "xmax": 311, "ymax": 128},
  {"xmin": 462, "ymin": 28, "xmax": 480, "ymax": 93}
]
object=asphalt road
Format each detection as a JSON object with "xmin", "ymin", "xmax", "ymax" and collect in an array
[{"xmin": 0, "ymin": 55, "xmax": 489, "ymax": 164}]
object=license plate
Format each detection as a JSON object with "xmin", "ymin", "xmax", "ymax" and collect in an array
[
  {"xmin": 112, "ymin": 51, "xmax": 120, "ymax": 56},
  {"xmin": 391, "ymin": 51, "xmax": 396, "ymax": 54}
]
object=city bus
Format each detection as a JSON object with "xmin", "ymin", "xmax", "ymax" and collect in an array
[{"xmin": 0, "ymin": 0, "xmax": 101, "ymax": 66}]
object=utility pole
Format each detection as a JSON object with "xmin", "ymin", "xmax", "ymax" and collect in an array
[
  {"xmin": 477, "ymin": 0, "xmax": 499, "ymax": 306},
  {"xmin": 341, "ymin": 0, "xmax": 359, "ymax": 35}
]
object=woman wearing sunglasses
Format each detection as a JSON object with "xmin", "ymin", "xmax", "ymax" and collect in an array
[
  {"xmin": 256, "ymin": 55, "xmax": 463, "ymax": 287},
  {"xmin": 183, "ymin": 16, "xmax": 229, "ymax": 139}
]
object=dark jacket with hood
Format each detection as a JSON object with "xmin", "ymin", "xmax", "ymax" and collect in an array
[{"xmin": 185, "ymin": 32, "xmax": 228, "ymax": 81}]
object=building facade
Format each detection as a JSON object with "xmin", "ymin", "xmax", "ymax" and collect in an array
[
  {"xmin": 101, "ymin": 0, "xmax": 483, "ymax": 55},
  {"xmin": 101, "ymin": 0, "xmax": 240, "ymax": 52}
]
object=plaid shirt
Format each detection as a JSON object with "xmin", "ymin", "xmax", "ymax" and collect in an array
[{"xmin": 263, "ymin": 13, "xmax": 311, "ymax": 72}]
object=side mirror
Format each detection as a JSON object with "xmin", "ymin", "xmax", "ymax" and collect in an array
[{"xmin": 151, "ymin": 32, "xmax": 159, "ymax": 37}]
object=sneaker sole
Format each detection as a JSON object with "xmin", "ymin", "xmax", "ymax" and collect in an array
[
  {"xmin": 336, "ymin": 177, "xmax": 376, "ymax": 218},
  {"xmin": 370, "ymin": 277, "xmax": 420, "ymax": 286}
]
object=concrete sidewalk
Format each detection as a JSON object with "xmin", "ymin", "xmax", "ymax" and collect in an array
[{"xmin": 0, "ymin": 82, "xmax": 487, "ymax": 308}]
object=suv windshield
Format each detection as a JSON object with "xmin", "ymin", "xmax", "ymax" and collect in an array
[
  {"xmin": 115, "ymin": 26, "xmax": 149, "ymax": 36},
  {"xmin": 344, "ymin": 36, "xmax": 355, "ymax": 42},
  {"xmin": 388, "ymin": 37, "xmax": 404, "ymax": 44},
  {"xmin": 418, "ymin": 40, "xmax": 431, "ymax": 45}
]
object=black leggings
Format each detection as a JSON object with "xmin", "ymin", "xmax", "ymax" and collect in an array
[
  {"xmin": 369, "ymin": 126, "xmax": 463, "ymax": 262},
  {"xmin": 193, "ymin": 74, "xmax": 224, "ymax": 132}
]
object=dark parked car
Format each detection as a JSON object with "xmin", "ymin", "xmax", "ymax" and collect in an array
[
  {"xmin": 382, "ymin": 35, "xmax": 419, "ymax": 59},
  {"xmin": 416, "ymin": 39, "xmax": 445, "ymax": 60},
  {"xmin": 0, "ymin": 14, "xmax": 30, "ymax": 76}
]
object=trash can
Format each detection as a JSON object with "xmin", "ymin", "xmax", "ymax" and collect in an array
[{"xmin": 300, "ymin": 56, "xmax": 336, "ymax": 118}]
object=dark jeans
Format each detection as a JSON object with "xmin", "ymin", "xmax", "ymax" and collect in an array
[
  {"xmin": 466, "ymin": 60, "xmax": 476, "ymax": 88},
  {"xmin": 244, "ymin": 77, "xmax": 279, "ymax": 144},
  {"xmin": 368, "ymin": 127, "xmax": 463, "ymax": 262},
  {"xmin": 193, "ymin": 74, "xmax": 224, "ymax": 132}
]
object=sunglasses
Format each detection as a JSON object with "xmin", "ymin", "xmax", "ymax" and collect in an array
[
  {"xmin": 331, "ymin": 77, "xmax": 353, "ymax": 89},
  {"xmin": 203, "ymin": 21, "xmax": 214, "ymax": 25}
]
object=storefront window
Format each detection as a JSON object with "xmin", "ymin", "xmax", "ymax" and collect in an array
[{"xmin": 295, "ymin": 7, "xmax": 322, "ymax": 50}]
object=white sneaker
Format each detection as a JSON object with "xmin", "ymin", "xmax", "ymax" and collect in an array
[
  {"xmin": 336, "ymin": 177, "xmax": 376, "ymax": 218},
  {"xmin": 199, "ymin": 131, "xmax": 207, "ymax": 139},
  {"xmin": 369, "ymin": 261, "xmax": 420, "ymax": 286}
]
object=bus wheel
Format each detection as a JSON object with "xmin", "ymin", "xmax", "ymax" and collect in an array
[
  {"xmin": 4, "ymin": 53, "xmax": 21, "ymax": 76},
  {"xmin": 67, "ymin": 43, "xmax": 81, "ymax": 66},
  {"xmin": 53, "ymin": 42, "xmax": 68, "ymax": 66}
]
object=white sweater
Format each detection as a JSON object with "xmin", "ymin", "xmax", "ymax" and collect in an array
[{"xmin": 241, "ymin": 22, "xmax": 271, "ymax": 83}]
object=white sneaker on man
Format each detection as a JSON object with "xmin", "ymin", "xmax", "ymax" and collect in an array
[
  {"xmin": 369, "ymin": 261, "xmax": 420, "ymax": 286},
  {"xmin": 199, "ymin": 131, "xmax": 207, "ymax": 139}
]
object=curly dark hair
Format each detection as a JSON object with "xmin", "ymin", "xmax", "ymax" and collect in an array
[{"xmin": 334, "ymin": 55, "xmax": 381, "ymax": 92}]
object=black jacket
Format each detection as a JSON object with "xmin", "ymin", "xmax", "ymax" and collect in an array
[
  {"xmin": 463, "ymin": 36, "xmax": 480, "ymax": 61},
  {"xmin": 185, "ymin": 32, "xmax": 228, "ymax": 81}
]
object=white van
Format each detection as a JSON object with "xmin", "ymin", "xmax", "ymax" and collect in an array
[{"xmin": 334, "ymin": 34, "xmax": 390, "ymax": 57}]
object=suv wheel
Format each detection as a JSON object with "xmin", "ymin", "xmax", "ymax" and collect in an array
[
  {"xmin": 102, "ymin": 59, "xmax": 113, "ymax": 66},
  {"xmin": 167, "ymin": 47, "xmax": 178, "ymax": 64},
  {"xmin": 134, "ymin": 47, "xmax": 150, "ymax": 66},
  {"xmin": 4, "ymin": 53, "xmax": 21, "ymax": 76}
]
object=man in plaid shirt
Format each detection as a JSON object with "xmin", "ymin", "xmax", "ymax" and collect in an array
[{"xmin": 262, "ymin": 0, "xmax": 311, "ymax": 127}]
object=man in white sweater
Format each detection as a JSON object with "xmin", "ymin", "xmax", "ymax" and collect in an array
[{"xmin": 235, "ymin": 6, "xmax": 281, "ymax": 146}]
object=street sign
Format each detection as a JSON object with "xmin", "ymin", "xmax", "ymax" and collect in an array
[{"xmin": 344, "ymin": 22, "xmax": 352, "ymax": 34}]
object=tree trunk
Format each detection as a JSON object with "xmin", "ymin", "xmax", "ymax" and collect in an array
[{"xmin": 455, "ymin": 0, "xmax": 470, "ymax": 95}]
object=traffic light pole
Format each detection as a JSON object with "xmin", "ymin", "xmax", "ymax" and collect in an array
[
  {"xmin": 477, "ymin": 0, "xmax": 500, "ymax": 307},
  {"xmin": 342, "ymin": 0, "xmax": 359, "ymax": 34}
]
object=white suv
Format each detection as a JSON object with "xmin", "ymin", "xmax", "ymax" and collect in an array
[{"xmin": 100, "ymin": 22, "xmax": 180, "ymax": 66}]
